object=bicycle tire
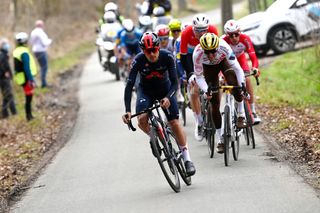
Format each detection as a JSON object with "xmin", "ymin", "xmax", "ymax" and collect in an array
[
  {"xmin": 243, "ymin": 100, "xmax": 256, "ymax": 149},
  {"xmin": 223, "ymin": 105, "xmax": 231, "ymax": 166},
  {"xmin": 206, "ymin": 103, "xmax": 215, "ymax": 158},
  {"xmin": 150, "ymin": 128, "xmax": 181, "ymax": 192},
  {"xmin": 167, "ymin": 130, "xmax": 192, "ymax": 186},
  {"xmin": 232, "ymin": 131, "xmax": 240, "ymax": 161}
]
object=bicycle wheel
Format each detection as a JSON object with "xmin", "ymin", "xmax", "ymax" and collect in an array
[
  {"xmin": 150, "ymin": 128, "xmax": 181, "ymax": 192},
  {"xmin": 167, "ymin": 130, "xmax": 192, "ymax": 186},
  {"xmin": 223, "ymin": 105, "xmax": 231, "ymax": 166},
  {"xmin": 206, "ymin": 103, "xmax": 215, "ymax": 158},
  {"xmin": 243, "ymin": 100, "xmax": 256, "ymax": 149},
  {"xmin": 232, "ymin": 130, "xmax": 240, "ymax": 161}
]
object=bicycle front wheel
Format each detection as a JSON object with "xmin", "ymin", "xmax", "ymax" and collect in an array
[
  {"xmin": 223, "ymin": 105, "xmax": 231, "ymax": 166},
  {"xmin": 150, "ymin": 129, "xmax": 181, "ymax": 192},
  {"xmin": 244, "ymin": 100, "xmax": 256, "ymax": 149},
  {"xmin": 167, "ymin": 130, "xmax": 192, "ymax": 186},
  {"xmin": 206, "ymin": 103, "xmax": 215, "ymax": 158}
]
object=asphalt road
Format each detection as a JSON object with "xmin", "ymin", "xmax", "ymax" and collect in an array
[{"xmin": 10, "ymin": 51, "xmax": 320, "ymax": 212}]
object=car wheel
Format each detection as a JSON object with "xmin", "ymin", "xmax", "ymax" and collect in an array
[{"xmin": 268, "ymin": 26, "xmax": 296, "ymax": 54}]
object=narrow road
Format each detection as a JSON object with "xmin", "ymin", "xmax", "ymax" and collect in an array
[{"xmin": 10, "ymin": 52, "xmax": 320, "ymax": 212}]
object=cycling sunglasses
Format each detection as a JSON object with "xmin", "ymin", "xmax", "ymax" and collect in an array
[
  {"xmin": 194, "ymin": 28, "xmax": 208, "ymax": 33},
  {"xmin": 204, "ymin": 49, "xmax": 217, "ymax": 55},
  {"xmin": 228, "ymin": 32, "xmax": 240, "ymax": 38},
  {"xmin": 171, "ymin": 29, "xmax": 181, "ymax": 33},
  {"xmin": 144, "ymin": 47, "xmax": 160, "ymax": 54},
  {"xmin": 159, "ymin": 36, "xmax": 169, "ymax": 41}
]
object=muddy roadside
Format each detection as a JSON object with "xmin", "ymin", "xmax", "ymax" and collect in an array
[{"xmin": 0, "ymin": 63, "xmax": 84, "ymax": 212}]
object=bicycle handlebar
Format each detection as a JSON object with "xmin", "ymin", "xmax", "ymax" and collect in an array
[
  {"xmin": 125, "ymin": 101, "xmax": 162, "ymax": 132},
  {"xmin": 245, "ymin": 70, "xmax": 260, "ymax": 86}
]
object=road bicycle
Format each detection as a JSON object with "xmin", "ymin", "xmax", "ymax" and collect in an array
[
  {"xmin": 211, "ymin": 84, "xmax": 244, "ymax": 166},
  {"xmin": 200, "ymin": 90, "xmax": 216, "ymax": 158},
  {"xmin": 126, "ymin": 100, "xmax": 191, "ymax": 193},
  {"xmin": 243, "ymin": 71, "xmax": 260, "ymax": 149}
]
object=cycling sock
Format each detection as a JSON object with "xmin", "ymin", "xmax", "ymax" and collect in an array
[
  {"xmin": 197, "ymin": 113, "xmax": 203, "ymax": 124},
  {"xmin": 237, "ymin": 101, "xmax": 245, "ymax": 117},
  {"xmin": 250, "ymin": 103, "xmax": 256, "ymax": 113},
  {"xmin": 179, "ymin": 145, "xmax": 191, "ymax": 162},
  {"xmin": 193, "ymin": 112, "xmax": 198, "ymax": 122}
]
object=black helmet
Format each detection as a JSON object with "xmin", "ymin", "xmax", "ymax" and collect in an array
[{"xmin": 139, "ymin": 32, "xmax": 160, "ymax": 49}]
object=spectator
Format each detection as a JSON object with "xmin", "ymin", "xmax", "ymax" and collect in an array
[
  {"xmin": 0, "ymin": 38, "xmax": 17, "ymax": 119},
  {"xmin": 30, "ymin": 20, "xmax": 52, "ymax": 88},
  {"xmin": 13, "ymin": 32, "xmax": 37, "ymax": 121}
]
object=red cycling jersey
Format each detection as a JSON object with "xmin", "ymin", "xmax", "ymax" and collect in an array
[
  {"xmin": 222, "ymin": 33, "xmax": 258, "ymax": 72},
  {"xmin": 180, "ymin": 24, "xmax": 219, "ymax": 55}
]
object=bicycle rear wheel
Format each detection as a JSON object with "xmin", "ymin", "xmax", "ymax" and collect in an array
[
  {"xmin": 205, "ymin": 103, "xmax": 215, "ymax": 158},
  {"xmin": 150, "ymin": 128, "xmax": 181, "ymax": 192},
  {"xmin": 167, "ymin": 130, "xmax": 192, "ymax": 186},
  {"xmin": 244, "ymin": 100, "xmax": 256, "ymax": 149},
  {"xmin": 223, "ymin": 105, "xmax": 231, "ymax": 166}
]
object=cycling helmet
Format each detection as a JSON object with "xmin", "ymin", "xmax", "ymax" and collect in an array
[
  {"xmin": 122, "ymin": 19, "xmax": 134, "ymax": 32},
  {"xmin": 224, "ymin": 19, "xmax": 241, "ymax": 34},
  {"xmin": 103, "ymin": 11, "xmax": 116, "ymax": 23},
  {"xmin": 192, "ymin": 14, "xmax": 209, "ymax": 30},
  {"xmin": 0, "ymin": 38, "xmax": 10, "ymax": 52},
  {"xmin": 168, "ymin": 19, "xmax": 182, "ymax": 31},
  {"xmin": 155, "ymin": 24, "xmax": 170, "ymax": 37},
  {"xmin": 15, "ymin": 32, "xmax": 28, "ymax": 45},
  {"xmin": 153, "ymin": 6, "xmax": 165, "ymax": 17},
  {"xmin": 104, "ymin": 2, "xmax": 118, "ymax": 12},
  {"xmin": 139, "ymin": 15, "xmax": 152, "ymax": 27},
  {"xmin": 139, "ymin": 32, "xmax": 160, "ymax": 49},
  {"xmin": 199, "ymin": 33, "xmax": 219, "ymax": 51}
]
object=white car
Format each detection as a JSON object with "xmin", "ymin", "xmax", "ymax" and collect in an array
[{"xmin": 238, "ymin": 0, "xmax": 320, "ymax": 55}]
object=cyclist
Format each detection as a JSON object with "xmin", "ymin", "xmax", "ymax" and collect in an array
[
  {"xmin": 122, "ymin": 32, "xmax": 196, "ymax": 176},
  {"xmin": 117, "ymin": 19, "xmax": 143, "ymax": 77},
  {"xmin": 180, "ymin": 14, "xmax": 219, "ymax": 141},
  {"xmin": 222, "ymin": 19, "xmax": 261, "ymax": 124},
  {"xmin": 193, "ymin": 32, "xmax": 246, "ymax": 154},
  {"xmin": 155, "ymin": 24, "xmax": 173, "ymax": 51}
]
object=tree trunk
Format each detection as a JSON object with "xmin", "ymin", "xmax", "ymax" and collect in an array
[
  {"xmin": 221, "ymin": 0, "xmax": 233, "ymax": 28},
  {"xmin": 178, "ymin": 0, "xmax": 187, "ymax": 11}
]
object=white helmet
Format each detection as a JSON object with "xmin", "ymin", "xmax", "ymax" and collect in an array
[
  {"xmin": 224, "ymin": 19, "xmax": 241, "ymax": 34},
  {"xmin": 103, "ymin": 11, "xmax": 116, "ymax": 23},
  {"xmin": 104, "ymin": 2, "xmax": 118, "ymax": 12},
  {"xmin": 15, "ymin": 32, "xmax": 28, "ymax": 44},
  {"xmin": 122, "ymin": 19, "xmax": 134, "ymax": 32},
  {"xmin": 192, "ymin": 14, "xmax": 209, "ymax": 30},
  {"xmin": 139, "ymin": 15, "xmax": 152, "ymax": 27},
  {"xmin": 153, "ymin": 6, "xmax": 165, "ymax": 17}
]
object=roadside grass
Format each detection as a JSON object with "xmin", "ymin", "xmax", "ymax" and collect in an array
[{"xmin": 257, "ymin": 45, "xmax": 320, "ymax": 110}]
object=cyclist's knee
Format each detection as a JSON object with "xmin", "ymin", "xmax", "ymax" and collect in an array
[{"xmin": 137, "ymin": 114, "xmax": 148, "ymax": 129}]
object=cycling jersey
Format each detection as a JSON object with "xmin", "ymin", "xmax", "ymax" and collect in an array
[
  {"xmin": 192, "ymin": 38, "xmax": 244, "ymax": 92},
  {"xmin": 221, "ymin": 33, "xmax": 258, "ymax": 72},
  {"xmin": 180, "ymin": 25, "xmax": 219, "ymax": 55},
  {"xmin": 124, "ymin": 49, "xmax": 178, "ymax": 113},
  {"xmin": 119, "ymin": 29, "xmax": 143, "ymax": 55}
]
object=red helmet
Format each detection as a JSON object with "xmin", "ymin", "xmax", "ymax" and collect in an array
[
  {"xmin": 155, "ymin": 24, "xmax": 170, "ymax": 37},
  {"xmin": 139, "ymin": 32, "xmax": 160, "ymax": 49}
]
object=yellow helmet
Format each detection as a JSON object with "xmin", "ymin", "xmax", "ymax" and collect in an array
[
  {"xmin": 168, "ymin": 19, "xmax": 182, "ymax": 31},
  {"xmin": 199, "ymin": 33, "xmax": 219, "ymax": 50}
]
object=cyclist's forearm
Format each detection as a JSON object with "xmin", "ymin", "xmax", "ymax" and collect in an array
[{"xmin": 124, "ymin": 81, "xmax": 134, "ymax": 112}]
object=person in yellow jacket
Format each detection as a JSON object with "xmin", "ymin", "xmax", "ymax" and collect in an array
[{"xmin": 13, "ymin": 32, "xmax": 37, "ymax": 121}]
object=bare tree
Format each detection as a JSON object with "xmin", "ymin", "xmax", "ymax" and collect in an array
[
  {"xmin": 178, "ymin": 0, "xmax": 187, "ymax": 11},
  {"xmin": 221, "ymin": 0, "xmax": 233, "ymax": 28}
]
